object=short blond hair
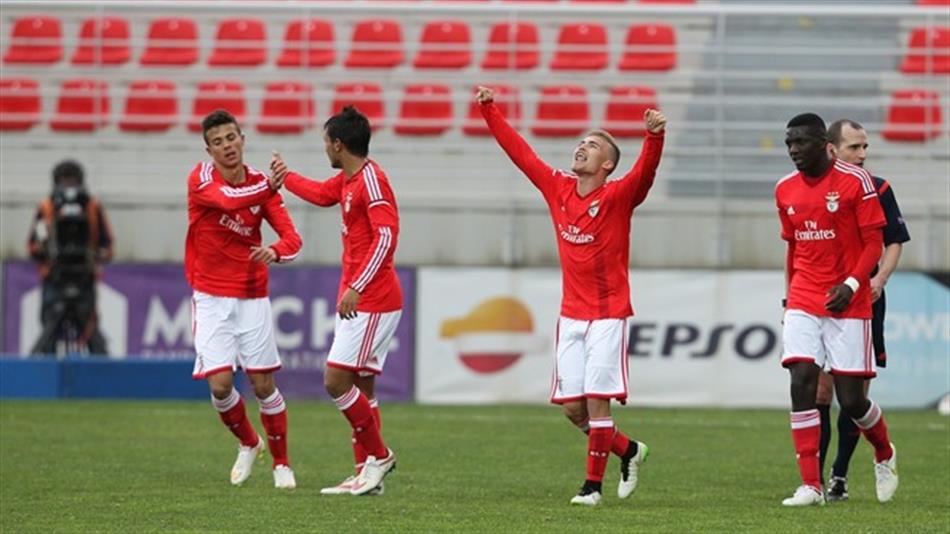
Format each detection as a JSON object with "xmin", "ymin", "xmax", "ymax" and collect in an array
[{"xmin": 583, "ymin": 129, "xmax": 621, "ymax": 174}]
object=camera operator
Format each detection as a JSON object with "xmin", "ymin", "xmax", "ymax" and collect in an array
[{"xmin": 27, "ymin": 160, "xmax": 113, "ymax": 356}]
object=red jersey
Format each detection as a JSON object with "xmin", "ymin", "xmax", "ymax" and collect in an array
[
  {"xmin": 481, "ymin": 101, "xmax": 664, "ymax": 320},
  {"xmin": 775, "ymin": 159, "xmax": 886, "ymax": 319},
  {"xmin": 185, "ymin": 161, "xmax": 302, "ymax": 298},
  {"xmin": 284, "ymin": 160, "xmax": 402, "ymax": 312}
]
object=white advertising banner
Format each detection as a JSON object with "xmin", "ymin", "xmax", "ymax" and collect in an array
[{"xmin": 417, "ymin": 268, "xmax": 791, "ymax": 407}]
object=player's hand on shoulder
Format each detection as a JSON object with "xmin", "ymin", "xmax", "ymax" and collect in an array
[
  {"xmin": 824, "ymin": 283, "xmax": 854, "ymax": 313},
  {"xmin": 645, "ymin": 109, "xmax": 667, "ymax": 134},
  {"xmin": 249, "ymin": 246, "xmax": 277, "ymax": 265},
  {"xmin": 475, "ymin": 86, "xmax": 494, "ymax": 104},
  {"xmin": 269, "ymin": 150, "xmax": 287, "ymax": 190}
]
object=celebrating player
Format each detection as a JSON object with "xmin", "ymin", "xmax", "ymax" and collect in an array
[
  {"xmin": 815, "ymin": 119, "xmax": 910, "ymax": 501},
  {"xmin": 775, "ymin": 113, "xmax": 898, "ymax": 506},
  {"xmin": 185, "ymin": 109, "xmax": 302, "ymax": 489},
  {"xmin": 270, "ymin": 106, "xmax": 401, "ymax": 496},
  {"xmin": 476, "ymin": 85, "xmax": 664, "ymax": 506}
]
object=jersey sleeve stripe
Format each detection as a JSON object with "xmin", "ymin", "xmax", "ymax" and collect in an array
[
  {"xmin": 834, "ymin": 161, "xmax": 875, "ymax": 194},
  {"xmin": 277, "ymin": 250, "xmax": 299, "ymax": 263},
  {"xmin": 363, "ymin": 164, "xmax": 384, "ymax": 202},
  {"xmin": 198, "ymin": 161, "xmax": 213, "ymax": 190},
  {"xmin": 221, "ymin": 181, "xmax": 270, "ymax": 198},
  {"xmin": 862, "ymin": 192, "xmax": 878, "ymax": 200},
  {"xmin": 351, "ymin": 227, "xmax": 391, "ymax": 292},
  {"xmin": 368, "ymin": 200, "xmax": 391, "ymax": 209}
]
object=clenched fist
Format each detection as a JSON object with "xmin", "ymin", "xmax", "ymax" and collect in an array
[{"xmin": 645, "ymin": 109, "xmax": 667, "ymax": 134}]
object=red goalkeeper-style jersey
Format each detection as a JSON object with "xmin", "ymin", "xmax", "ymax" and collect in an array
[
  {"xmin": 284, "ymin": 160, "xmax": 402, "ymax": 312},
  {"xmin": 775, "ymin": 159, "xmax": 886, "ymax": 319},
  {"xmin": 185, "ymin": 161, "xmax": 302, "ymax": 299},
  {"xmin": 481, "ymin": 101, "xmax": 664, "ymax": 320}
]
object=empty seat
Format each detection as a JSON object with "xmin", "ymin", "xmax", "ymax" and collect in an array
[
  {"xmin": 333, "ymin": 83, "xmax": 385, "ymax": 130},
  {"xmin": 916, "ymin": 0, "xmax": 949, "ymax": 5},
  {"xmin": 140, "ymin": 17, "xmax": 199, "ymax": 66},
  {"xmin": 882, "ymin": 89, "xmax": 943, "ymax": 142},
  {"xmin": 119, "ymin": 80, "xmax": 177, "ymax": 132},
  {"xmin": 532, "ymin": 86, "xmax": 589, "ymax": 137},
  {"xmin": 208, "ymin": 18, "xmax": 267, "ymax": 67},
  {"xmin": 395, "ymin": 84, "xmax": 452, "ymax": 136},
  {"xmin": 189, "ymin": 81, "xmax": 246, "ymax": 132},
  {"xmin": 619, "ymin": 23, "xmax": 676, "ymax": 71},
  {"xmin": 900, "ymin": 27, "xmax": 950, "ymax": 74},
  {"xmin": 3, "ymin": 15, "xmax": 62, "ymax": 64},
  {"xmin": 50, "ymin": 79, "xmax": 109, "ymax": 132},
  {"xmin": 481, "ymin": 22, "xmax": 539, "ymax": 70},
  {"xmin": 463, "ymin": 84, "xmax": 521, "ymax": 136},
  {"xmin": 71, "ymin": 16, "xmax": 130, "ymax": 65},
  {"xmin": 413, "ymin": 20, "xmax": 471, "ymax": 69},
  {"xmin": 550, "ymin": 23, "xmax": 609, "ymax": 71},
  {"xmin": 276, "ymin": 19, "xmax": 335, "ymax": 68},
  {"xmin": 344, "ymin": 19, "xmax": 403, "ymax": 68},
  {"xmin": 603, "ymin": 86, "xmax": 658, "ymax": 137},
  {"xmin": 0, "ymin": 78, "xmax": 41, "ymax": 131},
  {"xmin": 257, "ymin": 82, "xmax": 314, "ymax": 134}
]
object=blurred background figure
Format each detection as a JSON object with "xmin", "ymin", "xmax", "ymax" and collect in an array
[{"xmin": 27, "ymin": 159, "xmax": 113, "ymax": 356}]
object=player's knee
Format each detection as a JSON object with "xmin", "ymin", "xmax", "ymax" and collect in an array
[
  {"xmin": 209, "ymin": 383, "xmax": 233, "ymax": 400},
  {"xmin": 323, "ymin": 370, "xmax": 352, "ymax": 399},
  {"xmin": 562, "ymin": 403, "xmax": 586, "ymax": 427}
]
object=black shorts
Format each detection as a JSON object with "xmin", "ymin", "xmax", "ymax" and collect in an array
[{"xmin": 872, "ymin": 289, "xmax": 887, "ymax": 368}]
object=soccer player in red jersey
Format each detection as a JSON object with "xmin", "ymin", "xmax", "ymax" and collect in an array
[
  {"xmin": 185, "ymin": 110, "xmax": 302, "ymax": 489},
  {"xmin": 776, "ymin": 113, "xmax": 898, "ymax": 506},
  {"xmin": 476, "ymin": 86, "xmax": 665, "ymax": 506},
  {"xmin": 815, "ymin": 119, "xmax": 910, "ymax": 501},
  {"xmin": 270, "ymin": 106, "xmax": 400, "ymax": 496}
]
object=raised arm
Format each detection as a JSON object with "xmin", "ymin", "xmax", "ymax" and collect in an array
[
  {"xmin": 271, "ymin": 151, "xmax": 343, "ymax": 207},
  {"xmin": 614, "ymin": 110, "xmax": 666, "ymax": 209},
  {"xmin": 477, "ymin": 86, "xmax": 556, "ymax": 196},
  {"xmin": 189, "ymin": 163, "xmax": 276, "ymax": 211}
]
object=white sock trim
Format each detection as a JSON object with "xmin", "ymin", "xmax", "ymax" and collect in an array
[
  {"xmin": 790, "ymin": 409, "xmax": 820, "ymax": 429},
  {"xmin": 854, "ymin": 400, "xmax": 882, "ymax": 429},
  {"xmin": 368, "ymin": 397, "xmax": 379, "ymax": 409},
  {"xmin": 257, "ymin": 388, "xmax": 286, "ymax": 415},
  {"xmin": 211, "ymin": 388, "xmax": 240, "ymax": 413},
  {"xmin": 334, "ymin": 386, "xmax": 361, "ymax": 411},
  {"xmin": 589, "ymin": 417, "xmax": 614, "ymax": 429}
]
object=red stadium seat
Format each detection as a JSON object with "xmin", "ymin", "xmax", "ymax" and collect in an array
[
  {"xmin": 50, "ymin": 79, "xmax": 110, "ymax": 132},
  {"xmin": 140, "ymin": 17, "xmax": 199, "ymax": 66},
  {"xmin": 257, "ymin": 82, "xmax": 315, "ymax": 134},
  {"xmin": 550, "ymin": 23, "xmax": 609, "ymax": 71},
  {"xmin": 395, "ymin": 84, "xmax": 452, "ymax": 136},
  {"xmin": 619, "ymin": 23, "xmax": 677, "ymax": 71},
  {"xmin": 882, "ymin": 89, "xmax": 943, "ymax": 142},
  {"xmin": 900, "ymin": 27, "xmax": 950, "ymax": 74},
  {"xmin": 638, "ymin": 0, "xmax": 695, "ymax": 3},
  {"xmin": 463, "ymin": 84, "xmax": 521, "ymax": 136},
  {"xmin": 413, "ymin": 20, "xmax": 471, "ymax": 69},
  {"xmin": 3, "ymin": 16, "xmax": 62, "ymax": 64},
  {"xmin": 531, "ymin": 86, "xmax": 589, "ymax": 137},
  {"xmin": 71, "ymin": 17, "xmax": 130, "ymax": 66},
  {"xmin": 481, "ymin": 22, "xmax": 540, "ymax": 70},
  {"xmin": 333, "ymin": 82, "xmax": 385, "ymax": 130},
  {"xmin": 208, "ymin": 18, "xmax": 267, "ymax": 67},
  {"xmin": 917, "ymin": 0, "xmax": 949, "ymax": 5},
  {"xmin": 0, "ymin": 78, "xmax": 41, "ymax": 131},
  {"xmin": 344, "ymin": 19, "xmax": 403, "ymax": 68},
  {"xmin": 603, "ymin": 86, "xmax": 658, "ymax": 138},
  {"xmin": 119, "ymin": 80, "xmax": 177, "ymax": 133},
  {"xmin": 189, "ymin": 81, "xmax": 246, "ymax": 132},
  {"xmin": 276, "ymin": 19, "xmax": 335, "ymax": 68},
  {"xmin": 570, "ymin": 0, "xmax": 628, "ymax": 4}
]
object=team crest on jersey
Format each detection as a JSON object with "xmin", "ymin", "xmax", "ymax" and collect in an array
[
  {"xmin": 587, "ymin": 200, "xmax": 601, "ymax": 218},
  {"xmin": 825, "ymin": 192, "xmax": 840, "ymax": 213},
  {"xmin": 344, "ymin": 191, "xmax": 353, "ymax": 213},
  {"xmin": 249, "ymin": 205, "xmax": 260, "ymax": 214},
  {"xmin": 786, "ymin": 205, "xmax": 795, "ymax": 216}
]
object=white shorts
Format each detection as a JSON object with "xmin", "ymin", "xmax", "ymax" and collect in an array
[
  {"xmin": 327, "ymin": 310, "xmax": 402, "ymax": 376},
  {"xmin": 781, "ymin": 309, "xmax": 876, "ymax": 378},
  {"xmin": 191, "ymin": 290, "xmax": 281, "ymax": 380},
  {"xmin": 550, "ymin": 316, "xmax": 629, "ymax": 404}
]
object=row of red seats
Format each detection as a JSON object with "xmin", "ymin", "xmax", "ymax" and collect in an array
[
  {"xmin": 2, "ymin": 16, "xmax": 681, "ymax": 71},
  {"xmin": 1, "ymin": 78, "xmax": 943, "ymax": 141},
  {"xmin": 0, "ymin": 79, "xmax": 661, "ymax": 136}
]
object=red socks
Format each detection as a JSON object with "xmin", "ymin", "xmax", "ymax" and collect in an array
[
  {"xmin": 352, "ymin": 397, "xmax": 382, "ymax": 472},
  {"xmin": 212, "ymin": 389, "xmax": 259, "ymax": 448},
  {"xmin": 576, "ymin": 418, "xmax": 633, "ymax": 457},
  {"xmin": 335, "ymin": 386, "xmax": 388, "ymax": 460},
  {"xmin": 853, "ymin": 400, "xmax": 894, "ymax": 463},
  {"xmin": 257, "ymin": 389, "xmax": 289, "ymax": 468},
  {"xmin": 790, "ymin": 409, "xmax": 822, "ymax": 491},
  {"xmin": 587, "ymin": 417, "xmax": 614, "ymax": 483}
]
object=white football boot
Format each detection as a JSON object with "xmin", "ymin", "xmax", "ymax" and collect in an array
[
  {"xmin": 570, "ymin": 489, "xmax": 603, "ymax": 506},
  {"xmin": 321, "ymin": 475, "xmax": 384, "ymax": 496},
  {"xmin": 874, "ymin": 443, "xmax": 899, "ymax": 503},
  {"xmin": 273, "ymin": 465, "xmax": 296, "ymax": 490},
  {"xmin": 350, "ymin": 449, "xmax": 396, "ymax": 495},
  {"xmin": 618, "ymin": 441, "xmax": 649, "ymax": 499},
  {"xmin": 230, "ymin": 436, "xmax": 265, "ymax": 486},
  {"xmin": 781, "ymin": 485, "xmax": 825, "ymax": 507}
]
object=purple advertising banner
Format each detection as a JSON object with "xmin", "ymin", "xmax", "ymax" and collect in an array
[{"xmin": 2, "ymin": 261, "xmax": 415, "ymax": 401}]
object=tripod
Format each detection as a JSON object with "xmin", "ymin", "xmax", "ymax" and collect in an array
[{"xmin": 30, "ymin": 267, "xmax": 107, "ymax": 357}]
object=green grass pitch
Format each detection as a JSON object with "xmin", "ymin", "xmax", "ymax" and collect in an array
[{"xmin": 1, "ymin": 401, "xmax": 947, "ymax": 533}]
